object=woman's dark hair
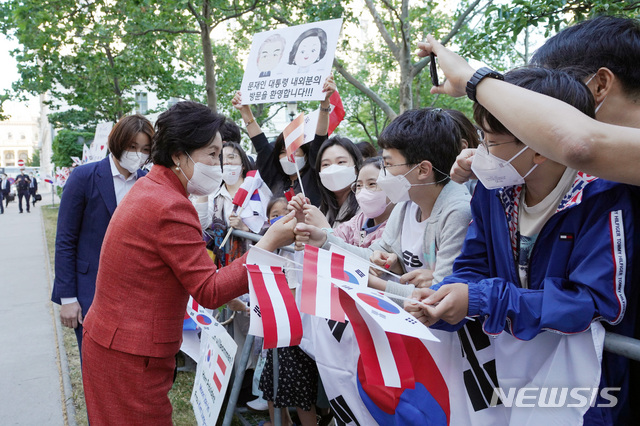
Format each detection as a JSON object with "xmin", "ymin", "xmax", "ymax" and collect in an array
[
  {"xmin": 288, "ymin": 28, "xmax": 328, "ymax": 65},
  {"xmin": 378, "ymin": 108, "xmax": 462, "ymax": 185},
  {"xmin": 108, "ymin": 114, "xmax": 154, "ymax": 160},
  {"xmin": 222, "ymin": 142, "xmax": 254, "ymax": 179},
  {"xmin": 356, "ymin": 141, "xmax": 378, "ymax": 159},
  {"xmin": 315, "ymin": 136, "xmax": 363, "ymax": 226},
  {"xmin": 272, "ymin": 132, "xmax": 311, "ymax": 176},
  {"xmin": 267, "ymin": 197, "xmax": 288, "ymax": 217},
  {"xmin": 151, "ymin": 101, "xmax": 226, "ymax": 168},
  {"xmin": 473, "ymin": 67, "xmax": 595, "ymax": 140},
  {"xmin": 444, "ymin": 109, "xmax": 480, "ymax": 149}
]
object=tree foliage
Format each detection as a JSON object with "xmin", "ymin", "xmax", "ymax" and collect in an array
[
  {"xmin": 3, "ymin": 0, "xmax": 640, "ymax": 143},
  {"xmin": 51, "ymin": 130, "xmax": 94, "ymax": 168}
]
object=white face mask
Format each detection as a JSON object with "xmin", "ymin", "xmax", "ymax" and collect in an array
[
  {"xmin": 471, "ymin": 144, "xmax": 537, "ymax": 190},
  {"xmin": 178, "ymin": 152, "xmax": 223, "ymax": 196},
  {"xmin": 222, "ymin": 164, "xmax": 242, "ymax": 185},
  {"xmin": 319, "ymin": 164, "xmax": 357, "ymax": 192},
  {"xmin": 356, "ymin": 187, "xmax": 390, "ymax": 219},
  {"xmin": 376, "ymin": 165, "xmax": 448, "ymax": 204},
  {"xmin": 119, "ymin": 151, "xmax": 149, "ymax": 174},
  {"xmin": 280, "ymin": 156, "xmax": 307, "ymax": 175}
]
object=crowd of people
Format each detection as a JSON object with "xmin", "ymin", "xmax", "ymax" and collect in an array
[{"xmin": 49, "ymin": 15, "xmax": 640, "ymax": 426}]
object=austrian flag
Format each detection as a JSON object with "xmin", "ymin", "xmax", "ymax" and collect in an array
[
  {"xmin": 283, "ymin": 112, "xmax": 306, "ymax": 162},
  {"xmin": 247, "ymin": 264, "xmax": 303, "ymax": 349},
  {"xmin": 301, "ymin": 245, "xmax": 349, "ymax": 322}
]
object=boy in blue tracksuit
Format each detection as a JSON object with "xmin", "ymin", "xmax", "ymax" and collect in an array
[{"xmin": 407, "ymin": 67, "xmax": 638, "ymax": 425}]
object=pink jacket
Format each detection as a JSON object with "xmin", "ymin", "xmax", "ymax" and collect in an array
[{"xmin": 332, "ymin": 211, "xmax": 387, "ymax": 248}]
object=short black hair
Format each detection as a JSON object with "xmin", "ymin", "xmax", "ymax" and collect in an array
[
  {"xmin": 220, "ymin": 119, "xmax": 241, "ymax": 143},
  {"xmin": 315, "ymin": 135, "xmax": 363, "ymax": 226},
  {"xmin": 151, "ymin": 101, "xmax": 226, "ymax": 168},
  {"xmin": 378, "ymin": 108, "xmax": 464, "ymax": 184},
  {"xmin": 223, "ymin": 141, "xmax": 254, "ymax": 179},
  {"xmin": 474, "ymin": 67, "xmax": 595, "ymax": 139},
  {"xmin": 288, "ymin": 28, "xmax": 328, "ymax": 65},
  {"xmin": 531, "ymin": 16, "xmax": 640, "ymax": 97}
]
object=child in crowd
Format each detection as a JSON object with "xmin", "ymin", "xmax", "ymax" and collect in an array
[
  {"xmin": 257, "ymin": 198, "xmax": 319, "ymax": 426},
  {"xmin": 232, "ymin": 76, "xmax": 336, "ymax": 206},
  {"xmin": 290, "ymin": 157, "xmax": 393, "ymax": 248},
  {"xmin": 295, "ymin": 107, "xmax": 473, "ymax": 295},
  {"xmin": 407, "ymin": 67, "xmax": 638, "ymax": 424}
]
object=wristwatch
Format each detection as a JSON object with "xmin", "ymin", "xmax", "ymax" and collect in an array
[{"xmin": 466, "ymin": 67, "xmax": 504, "ymax": 103}]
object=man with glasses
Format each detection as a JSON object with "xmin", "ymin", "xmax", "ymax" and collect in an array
[{"xmin": 295, "ymin": 107, "xmax": 473, "ymax": 297}]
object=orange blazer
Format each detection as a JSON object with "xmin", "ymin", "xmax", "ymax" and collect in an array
[{"xmin": 83, "ymin": 165, "xmax": 248, "ymax": 358}]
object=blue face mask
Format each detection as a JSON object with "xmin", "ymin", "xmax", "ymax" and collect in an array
[{"xmin": 270, "ymin": 216, "xmax": 284, "ymax": 225}]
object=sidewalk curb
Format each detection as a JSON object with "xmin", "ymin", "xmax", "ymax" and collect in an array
[{"xmin": 41, "ymin": 206, "xmax": 77, "ymax": 426}]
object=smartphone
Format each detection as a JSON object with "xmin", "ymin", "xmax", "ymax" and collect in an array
[{"xmin": 429, "ymin": 52, "xmax": 439, "ymax": 87}]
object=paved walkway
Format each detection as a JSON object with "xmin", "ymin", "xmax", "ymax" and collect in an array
[{"xmin": 0, "ymin": 192, "xmax": 69, "ymax": 425}]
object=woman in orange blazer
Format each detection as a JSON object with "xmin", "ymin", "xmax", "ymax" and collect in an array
[{"xmin": 82, "ymin": 101, "xmax": 296, "ymax": 425}]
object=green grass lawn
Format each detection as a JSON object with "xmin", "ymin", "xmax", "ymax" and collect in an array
[{"xmin": 41, "ymin": 205, "xmax": 199, "ymax": 425}]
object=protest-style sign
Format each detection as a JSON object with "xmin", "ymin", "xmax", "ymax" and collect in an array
[
  {"xmin": 88, "ymin": 122, "xmax": 113, "ymax": 162},
  {"xmin": 240, "ymin": 19, "xmax": 343, "ymax": 104},
  {"xmin": 190, "ymin": 318, "xmax": 237, "ymax": 426}
]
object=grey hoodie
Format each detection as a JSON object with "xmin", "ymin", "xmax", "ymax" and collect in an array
[{"xmin": 322, "ymin": 181, "xmax": 472, "ymax": 298}]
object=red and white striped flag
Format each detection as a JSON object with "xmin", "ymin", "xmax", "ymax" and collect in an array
[
  {"xmin": 283, "ymin": 112, "xmax": 306, "ymax": 162},
  {"xmin": 338, "ymin": 288, "xmax": 414, "ymax": 388},
  {"xmin": 247, "ymin": 264, "xmax": 303, "ymax": 349},
  {"xmin": 301, "ymin": 245, "xmax": 350, "ymax": 322}
]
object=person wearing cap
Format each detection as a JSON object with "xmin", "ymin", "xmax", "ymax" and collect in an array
[{"xmin": 14, "ymin": 167, "xmax": 31, "ymax": 213}]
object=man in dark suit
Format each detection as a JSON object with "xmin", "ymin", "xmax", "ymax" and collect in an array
[
  {"xmin": 14, "ymin": 167, "xmax": 31, "ymax": 213},
  {"xmin": 51, "ymin": 114, "xmax": 153, "ymax": 358},
  {"xmin": 2, "ymin": 174, "xmax": 9, "ymax": 208},
  {"xmin": 29, "ymin": 172, "xmax": 38, "ymax": 206}
]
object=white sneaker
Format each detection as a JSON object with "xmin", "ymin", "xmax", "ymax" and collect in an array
[{"xmin": 246, "ymin": 396, "xmax": 269, "ymax": 412}]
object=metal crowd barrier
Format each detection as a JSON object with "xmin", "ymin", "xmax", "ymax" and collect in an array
[{"xmin": 220, "ymin": 229, "xmax": 640, "ymax": 426}]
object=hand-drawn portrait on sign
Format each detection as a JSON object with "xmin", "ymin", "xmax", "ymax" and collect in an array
[{"xmin": 240, "ymin": 19, "xmax": 343, "ymax": 105}]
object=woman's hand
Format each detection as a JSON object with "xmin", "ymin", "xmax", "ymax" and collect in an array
[
  {"xmin": 302, "ymin": 204, "xmax": 330, "ymax": 228},
  {"xmin": 369, "ymin": 250, "xmax": 400, "ymax": 276},
  {"xmin": 416, "ymin": 35, "xmax": 476, "ymax": 98},
  {"xmin": 321, "ymin": 74, "xmax": 337, "ymax": 104},
  {"xmin": 293, "ymin": 223, "xmax": 328, "ymax": 250},
  {"xmin": 229, "ymin": 213, "xmax": 249, "ymax": 232},
  {"xmin": 256, "ymin": 211, "xmax": 297, "ymax": 251},
  {"xmin": 231, "ymin": 91, "xmax": 253, "ymax": 118},
  {"xmin": 287, "ymin": 193, "xmax": 309, "ymax": 224}
]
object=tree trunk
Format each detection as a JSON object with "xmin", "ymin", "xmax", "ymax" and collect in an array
[
  {"xmin": 199, "ymin": 1, "xmax": 217, "ymax": 113},
  {"xmin": 104, "ymin": 45, "xmax": 125, "ymax": 119}
]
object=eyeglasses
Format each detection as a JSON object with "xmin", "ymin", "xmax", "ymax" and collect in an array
[
  {"xmin": 381, "ymin": 162, "xmax": 413, "ymax": 176},
  {"xmin": 480, "ymin": 138, "xmax": 519, "ymax": 151},
  {"xmin": 350, "ymin": 181, "xmax": 379, "ymax": 194}
]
